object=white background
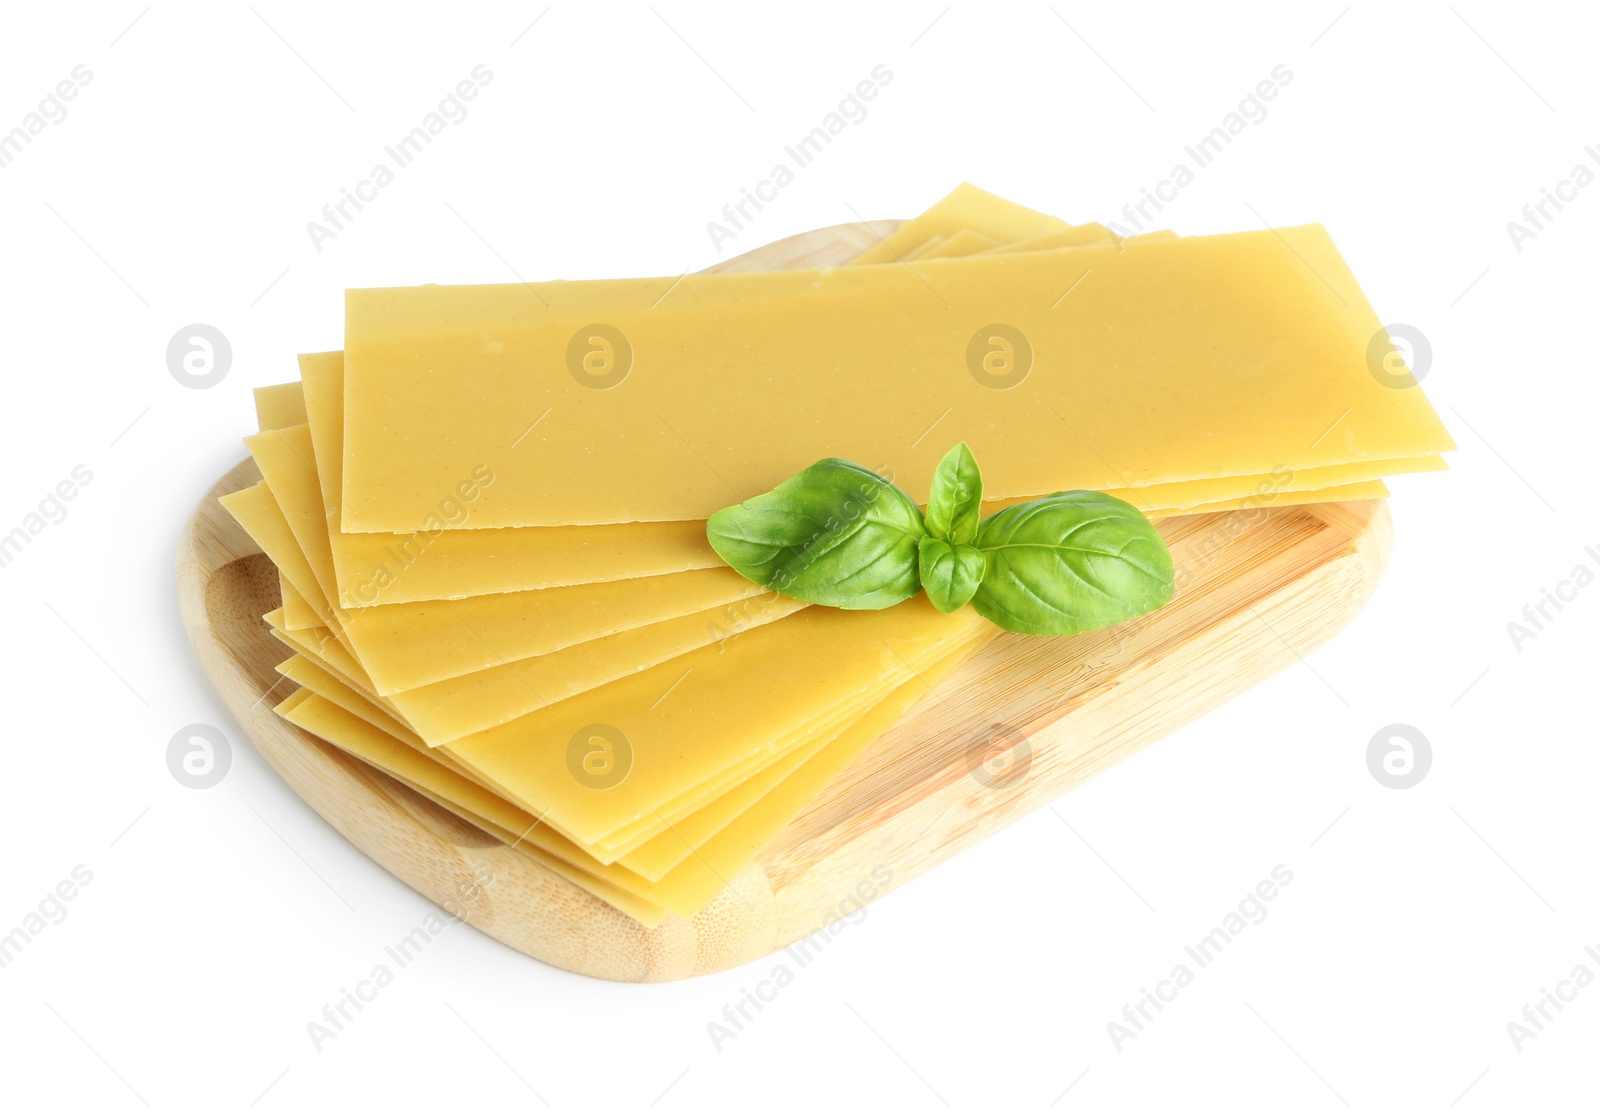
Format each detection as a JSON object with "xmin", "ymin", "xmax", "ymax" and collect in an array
[{"xmin": 0, "ymin": 2, "xmax": 1595, "ymax": 1110}]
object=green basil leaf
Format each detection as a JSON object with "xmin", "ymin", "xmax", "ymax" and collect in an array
[
  {"xmin": 918, "ymin": 537, "xmax": 986, "ymax": 614},
  {"xmin": 706, "ymin": 458, "xmax": 925, "ymax": 610},
  {"xmin": 971, "ymin": 491, "xmax": 1173, "ymax": 636},
  {"xmin": 924, "ymin": 441, "xmax": 984, "ymax": 545}
]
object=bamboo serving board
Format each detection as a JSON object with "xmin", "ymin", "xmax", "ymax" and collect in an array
[{"xmin": 177, "ymin": 222, "xmax": 1393, "ymax": 982}]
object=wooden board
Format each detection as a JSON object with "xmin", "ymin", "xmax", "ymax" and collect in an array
[{"xmin": 176, "ymin": 222, "xmax": 1393, "ymax": 982}]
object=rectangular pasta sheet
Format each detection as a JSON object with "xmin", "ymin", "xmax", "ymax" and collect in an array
[{"xmin": 342, "ymin": 226, "xmax": 1454, "ymax": 530}]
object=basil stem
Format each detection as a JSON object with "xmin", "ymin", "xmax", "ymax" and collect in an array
[{"xmin": 706, "ymin": 448, "xmax": 1175, "ymax": 637}]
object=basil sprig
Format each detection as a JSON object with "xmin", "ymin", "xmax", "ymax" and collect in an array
[{"xmin": 707, "ymin": 443, "xmax": 1175, "ymax": 636}]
